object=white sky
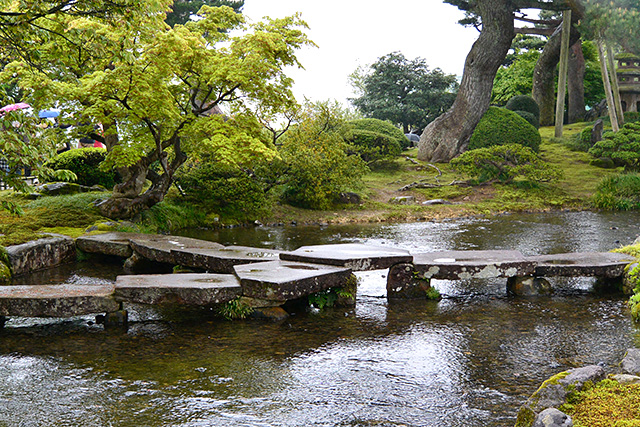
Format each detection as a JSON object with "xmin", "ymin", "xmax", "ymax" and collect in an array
[{"xmin": 242, "ymin": 0, "xmax": 479, "ymax": 106}]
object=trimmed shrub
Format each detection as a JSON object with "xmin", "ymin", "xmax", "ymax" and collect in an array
[
  {"xmin": 513, "ymin": 110, "xmax": 539, "ymax": 129},
  {"xmin": 347, "ymin": 128, "xmax": 401, "ymax": 164},
  {"xmin": 451, "ymin": 143, "xmax": 562, "ymax": 184},
  {"xmin": 469, "ymin": 107, "xmax": 542, "ymax": 152},
  {"xmin": 349, "ymin": 118, "xmax": 409, "ymax": 150},
  {"xmin": 174, "ymin": 163, "xmax": 269, "ymax": 222},
  {"xmin": 505, "ymin": 95, "xmax": 540, "ymax": 121},
  {"xmin": 589, "ymin": 122, "xmax": 640, "ymax": 170},
  {"xmin": 592, "ymin": 173, "xmax": 640, "ymax": 210},
  {"xmin": 43, "ymin": 148, "xmax": 119, "ymax": 188}
]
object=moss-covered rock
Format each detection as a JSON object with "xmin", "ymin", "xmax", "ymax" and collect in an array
[
  {"xmin": 469, "ymin": 107, "xmax": 541, "ymax": 152},
  {"xmin": 515, "ymin": 366, "xmax": 606, "ymax": 427}
]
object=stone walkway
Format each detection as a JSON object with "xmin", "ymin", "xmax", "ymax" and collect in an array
[{"xmin": 0, "ymin": 232, "xmax": 636, "ymax": 326}]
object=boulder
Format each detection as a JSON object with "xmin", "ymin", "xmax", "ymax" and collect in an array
[
  {"xmin": 338, "ymin": 192, "xmax": 362, "ymax": 205},
  {"xmin": 532, "ymin": 408, "xmax": 572, "ymax": 427},
  {"xmin": 515, "ymin": 365, "xmax": 606, "ymax": 427},
  {"xmin": 36, "ymin": 182, "xmax": 106, "ymax": 196},
  {"xmin": 610, "ymin": 374, "xmax": 640, "ymax": 385},
  {"xmin": 389, "ymin": 196, "xmax": 415, "ymax": 205},
  {"xmin": 621, "ymin": 348, "xmax": 640, "ymax": 375},
  {"xmin": 422, "ymin": 199, "xmax": 452, "ymax": 205},
  {"xmin": 76, "ymin": 232, "xmax": 143, "ymax": 258}
]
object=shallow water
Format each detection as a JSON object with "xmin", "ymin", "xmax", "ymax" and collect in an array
[{"xmin": 1, "ymin": 211, "xmax": 639, "ymax": 427}]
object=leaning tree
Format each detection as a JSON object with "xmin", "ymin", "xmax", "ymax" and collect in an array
[{"xmin": 418, "ymin": 0, "xmax": 581, "ymax": 163}]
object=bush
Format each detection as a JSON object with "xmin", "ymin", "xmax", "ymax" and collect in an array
[
  {"xmin": 469, "ymin": 107, "xmax": 542, "ymax": 152},
  {"xmin": 278, "ymin": 102, "xmax": 367, "ymax": 210},
  {"xmin": 589, "ymin": 122, "xmax": 640, "ymax": 170},
  {"xmin": 349, "ymin": 118, "xmax": 409, "ymax": 150},
  {"xmin": 592, "ymin": 173, "xmax": 640, "ymax": 210},
  {"xmin": 505, "ymin": 95, "xmax": 540, "ymax": 121},
  {"xmin": 513, "ymin": 110, "xmax": 539, "ymax": 129},
  {"xmin": 347, "ymin": 128, "xmax": 401, "ymax": 164},
  {"xmin": 174, "ymin": 162, "xmax": 269, "ymax": 222},
  {"xmin": 451, "ymin": 144, "xmax": 562, "ymax": 184},
  {"xmin": 44, "ymin": 148, "xmax": 119, "ymax": 188}
]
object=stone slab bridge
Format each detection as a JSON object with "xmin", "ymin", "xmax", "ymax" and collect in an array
[{"xmin": 0, "ymin": 232, "xmax": 635, "ymax": 328}]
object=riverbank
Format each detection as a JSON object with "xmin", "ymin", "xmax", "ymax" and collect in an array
[{"xmin": 0, "ymin": 124, "xmax": 626, "ymax": 247}]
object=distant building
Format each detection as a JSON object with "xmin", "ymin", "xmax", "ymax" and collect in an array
[{"xmin": 616, "ymin": 54, "xmax": 640, "ymax": 113}]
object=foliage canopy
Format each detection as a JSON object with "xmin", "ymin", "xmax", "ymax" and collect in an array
[
  {"xmin": 350, "ymin": 51, "xmax": 458, "ymax": 134},
  {"xmin": 1, "ymin": 1, "xmax": 312, "ymax": 219}
]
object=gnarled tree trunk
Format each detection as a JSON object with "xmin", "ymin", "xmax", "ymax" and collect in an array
[
  {"xmin": 97, "ymin": 139, "xmax": 187, "ymax": 219},
  {"xmin": 417, "ymin": 0, "xmax": 514, "ymax": 162}
]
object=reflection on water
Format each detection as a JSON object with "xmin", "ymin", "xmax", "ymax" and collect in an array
[{"xmin": 1, "ymin": 211, "xmax": 640, "ymax": 427}]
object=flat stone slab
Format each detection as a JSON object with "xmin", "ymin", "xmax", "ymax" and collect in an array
[
  {"xmin": 7, "ymin": 235, "xmax": 76, "ymax": 276},
  {"xmin": 234, "ymin": 260, "xmax": 352, "ymax": 301},
  {"xmin": 529, "ymin": 252, "xmax": 635, "ymax": 278},
  {"xmin": 413, "ymin": 250, "xmax": 535, "ymax": 280},
  {"xmin": 280, "ymin": 243, "xmax": 413, "ymax": 271},
  {"xmin": 115, "ymin": 273, "xmax": 242, "ymax": 305},
  {"xmin": 129, "ymin": 235, "xmax": 225, "ymax": 265},
  {"xmin": 0, "ymin": 284, "xmax": 118, "ymax": 317},
  {"xmin": 171, "ymin": 246, "xmax": 281, "ymax": 274},
  {"xmin": 76, "ymin": 232, "xmax": 146, "ymax": 258}
]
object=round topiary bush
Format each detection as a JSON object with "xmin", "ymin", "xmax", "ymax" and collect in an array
[
  {"xmin": 505, "ymin": 95, "xmax": 540, "ymax": 121},
  {"xmin": 349, "ymin": 118, "xmax": 409, "ymax": 150},
  {"xmin": 347, "ymin": 128, "xmax": 401, "ymax": 164},
  {"xmin": 44, "ymin": 147, "xmax": 119, "ymax": 188},
  {"xmin": 469, "ymin": 107, "xmax": 542, "ymax": 152},
  {"xmin": 513, "ymin": 110, "xmax": 539, "ymax": 129}
]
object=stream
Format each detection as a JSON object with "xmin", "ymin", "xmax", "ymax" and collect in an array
[{"xmin": 1, "ymin": 210, "xmax": 639, "ymax": 427}]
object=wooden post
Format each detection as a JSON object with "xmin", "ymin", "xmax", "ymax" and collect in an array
[
  {"xmin": 606, "ymin": 44, "xmax": 625, "ymax": 127},
  {"xmin": 598, "ymin": 38, "xmax": 619, "ymax": 132},
  {"xmin": 555, "ymin": 9, "xmax": 572, "ymax": 138}
]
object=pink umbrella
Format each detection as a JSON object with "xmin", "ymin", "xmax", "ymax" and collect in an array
[{"xmin": 0, "ymin": 102, "xmax": 31, "ymax": 113}]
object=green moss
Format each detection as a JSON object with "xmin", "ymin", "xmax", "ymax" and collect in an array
[
  {"xmin": 0, "ymin": 261, "xmax": 10, "ymax": 284},
  {"xmin": 216, "ymin": 298, "xmax": 254, "ymax": 320},
  {"xmin": 561, "ymin": 379, "xmax": 640, "ymax": 427}
]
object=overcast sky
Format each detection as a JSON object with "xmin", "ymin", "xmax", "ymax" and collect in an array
[{"xmin": 241, "ymin": 1, "xmax": 479, "ymax": 106}]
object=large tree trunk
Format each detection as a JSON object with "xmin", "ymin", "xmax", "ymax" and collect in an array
[
  {"xmin": 532, "ymin": 23, "xmax": 581, "ymax": 126},
  {"xmin": 567, "ymin": 39, "xmax": 586, "ymax": 123},
  {"xmin": 417, "ymin": 0, "xmax": 514, "ymax": 162}
]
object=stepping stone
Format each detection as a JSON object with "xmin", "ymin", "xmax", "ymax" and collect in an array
[
  {"xmin": 76, "ymin": 232, "xmax": 145, "ymax": 258},
  {"xmin": 234, "ymin": 260, "xmax": 352, "ymax": 302},
  {"xmin": 129, "ymin": 235, "xmax": 225, "ymax": 265},
  {"xmin": 413, "ymin": 250, "xmax": 535, "ymax": 280},
  {"xmin": 529, "ymin": 252, "xmax": 635, "ymax": 278},
  {"xmin": 8, "ymin": 235, "xmax": 76, "ymax": 276},
  {"xmin": 280, "ymin": 243, "xmax": 413, "ymax": 271},
  {"xmin": 171, "ymin": 246, "xmax": 281, "ymax": 274},
  {"xmin": 115, "ymin": 273, "xmax": 242, "ymax": 305},
  {"xmin": 0, "ymin": 284, "xmax": 118, "ymax": 317}
]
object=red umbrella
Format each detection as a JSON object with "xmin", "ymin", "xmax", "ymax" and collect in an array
[{"xmin": 0, "ymin": 102, "xmax": 31, "ymax": 113}]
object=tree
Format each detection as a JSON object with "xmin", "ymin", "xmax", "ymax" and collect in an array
[
  {"xmin": 418, "ymin": 0, "xmax": 579, "ymax": 163},
  {"xmin": 349, "ymin": 52, "xmax": 458, "ymax": 134},
  {"xmin": 2, "ymin": 3, "xmax": 312, "ymax": 219},
  {"xmin": 165, "ymin": 0, "xmax": 244, "ymax": 27}
]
